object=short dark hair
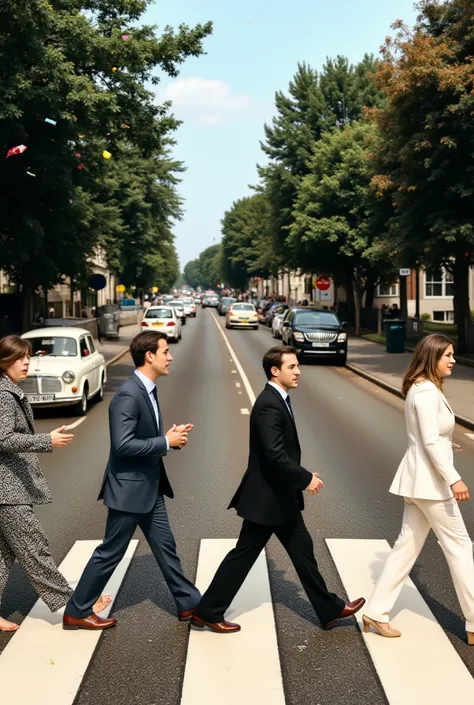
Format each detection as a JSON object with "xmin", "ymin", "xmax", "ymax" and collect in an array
[
  {"xmin": 262, "ymin": 346, "xmax": 298, "ymax": 380},
  {"xmin": 130, "ymin": 331, "xmax": 167, "ymax": 367},
  {"xmin": 0, "ymin": 335, "xmax": 32, "ymax": 375}
]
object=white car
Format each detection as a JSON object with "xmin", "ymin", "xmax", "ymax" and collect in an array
[
  {"xmin": 141, "ymin": 305, "xmax": 182, "ymax": 342},
  {"xmin": 181, "ymin": 298, "xmax": 197, "ymax": 317},
  {"xmin": 20, "ymin": 327, "xmax": 107, "ymax": 416},
  {"xmin": 272, "ymin": 312, "xmax": 285, "ymax": 339},
  {"xmin": 225, "ymin": 303, "xmax": 259, "ymax": 330},
  {"xmin": 169, "ymin": 300, "xmax": 186, "ymax": 325}
]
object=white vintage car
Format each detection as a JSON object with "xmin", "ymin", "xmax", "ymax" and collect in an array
[{"xmin": 20, "ymin": 327, "xmax": 107, "ymax": 416}]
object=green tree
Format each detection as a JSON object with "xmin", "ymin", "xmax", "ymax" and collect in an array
[
  {"xmin": 183, "ymin": 258, "xmax": 202, "ymax": 289},
  {"xmin": 0, "ymin": 0, "xmax": 212, "ymax": 320},
  {"xmin": 372, "ymin": 0, "xmax": 474, "ymax": 351}
]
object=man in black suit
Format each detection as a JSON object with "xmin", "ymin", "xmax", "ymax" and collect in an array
[
  {"xmin": 192, "ymin": 345, "xmax": 364, "ymax": 633},
  {"xmin": 63, "ymin": 331, "xmax": 201, "ymax": 630}
]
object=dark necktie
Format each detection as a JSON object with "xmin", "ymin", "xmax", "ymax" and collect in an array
[
  {"xmin": 285, "ymin": 395, "xmax": 293, "ymax": 417},
  {"xmin": 151, "ymin": 386, "xmax": 161, "ymax": 432}
]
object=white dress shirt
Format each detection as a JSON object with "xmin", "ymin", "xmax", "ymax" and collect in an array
[
  {"xmin": 134, "ymin": 370, "xmax": 169, "ymax": 450},
  {"xmin": 268, "ymin": 381, "xmax": 293, "ymax": 416}
]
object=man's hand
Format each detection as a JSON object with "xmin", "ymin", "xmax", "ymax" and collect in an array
[
  {"xmin": 451, "ymin": 479, "xmax": 470, "ymax": 503},
  {"xmin": 166, "ymin": 424, "xmax": 188, "ymax": 448},
  {"xmin": 305, "ymin": 473, "xmax": 324, "ymax": 495},
  {"xmin": 50, "ymin": 426, "xmax": 74, "ymax": 449},
  {"xmin": 175, "ymin": 423, "xmax": 194, "ymax": 433}
]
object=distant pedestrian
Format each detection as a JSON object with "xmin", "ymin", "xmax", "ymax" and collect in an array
[
  {"xmin": 0, "ymin": 335, "xmax": 110, "ymax": 632},
  {"xmin": 363, "ymin": 334, "xmax": 474, "ymax": 643},
  {"xmin": 390, "ymin": 303, "xmax": 401, "ymax": 319}
]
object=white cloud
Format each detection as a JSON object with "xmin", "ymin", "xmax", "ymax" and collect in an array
[{"xmin": 158, "ymin": 77, "xmax": 253, "ymax": 126}]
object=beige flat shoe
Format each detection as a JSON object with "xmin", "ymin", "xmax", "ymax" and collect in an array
[
  {"xmin": 468, "ymin": 632, "xmax": 474, "ymax": 645},
  {"xmin": 362, "ymin": 614, "xmax": 401, "ymax": 638}
]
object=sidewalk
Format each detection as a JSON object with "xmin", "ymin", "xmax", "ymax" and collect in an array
[
  {"xmin": 96, "ymin": 322, "xmax": 142, "ymax": 367},
  {"xmin": 347, "ymin": 337, "xmax": 474, "ymax": 430}
]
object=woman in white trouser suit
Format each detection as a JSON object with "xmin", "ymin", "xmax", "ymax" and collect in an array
[{"xmin": 363, "ymin": 334, "xmax": 474, "ymax": 644}]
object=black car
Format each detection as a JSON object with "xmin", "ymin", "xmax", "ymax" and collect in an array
[
  {"xmin": 281, "ymin": 308, "xmax": 347, "ymax": 364},
  {"xmin": 217, "ymin": 296, "xmax": 237, "ymax": 316}
]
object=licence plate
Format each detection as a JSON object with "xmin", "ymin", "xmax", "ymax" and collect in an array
[
  {"xmin": 312, "ymin": 342, "xmax": 330, "ymax": 348},
  {"xmin": 240, "ymin": 318, "xmax": 249, "ymax": 321},
  {"xmin": 26, "ymin": 394, "xmax": 55, "ymax": 403},
  {"xmin": 152, "ymin": 322, "xmax": 164, "ymax": 327}
]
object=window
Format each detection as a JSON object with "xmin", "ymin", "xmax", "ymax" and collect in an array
[
  {"xmin": 79, "ymin": 337, "xmax": 89, "ymax": 358},
  {"xmin": 87, "ymin": 336, "xmax": 96, "ymax": 353},
  {"xmin": 294, "ymin": 312, "xmax": 339, "ymax": 326},
  {"xmin": 433, "ymin": 311, "xmax": 455, "ymax": 323},
  {"xmin": 425, "ymin": 268, "xmax": 454, "ymax": 298},
  {"xmin": 376, "ymin": 282, "xmax": 398, "ymax": 297},
  {"xmin": 145, "ymin": 308, "xmax": 173, "ymax": 319},
  {"xmin": 29, "ymin": 337, "xmax": 77, "ymax": 357}
]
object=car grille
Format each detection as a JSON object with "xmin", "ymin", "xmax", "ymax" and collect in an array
[
  {"xmin": 19, "ymin": 377, "xmax": 62, "ymax": 394},
  {"xmin": 304, "ymin": 332, "xmax": 337, "ymax": 343}
]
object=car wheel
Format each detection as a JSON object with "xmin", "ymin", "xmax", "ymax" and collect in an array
[
  {"xmin": 97, "ymin": 374, "xmax": 105, "ymax": 402},
  {"xmin": 338, "ymin": 354, "xmax": 347, "ymax": 366},
  {"xmin": 253, "ymin": 325, "xmax": 258, "ymax": 330},
  {"xmin": 75, "ymin": 384, "xmax": 88, "ymax": 417},
  {"xmin": 174, "ymin": 335, "xmax": 179, "ymax": 343}
]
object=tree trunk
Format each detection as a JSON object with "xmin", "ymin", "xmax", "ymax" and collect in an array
[
  {"xmin": 364, "ymin": 272, "xmax": 376, "ymax": 309},
  {"xmin": 399, "ymin": 275, "xmax": 408, "ymax": 319},
  {"xmin": 353, "ymin": 268, "xmax": 363, "ymax": 337},
  {"xmin": 453, "ymin": 252, "xmax": 471, "ymax": 354}
]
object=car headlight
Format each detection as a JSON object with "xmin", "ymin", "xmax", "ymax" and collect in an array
[
  {"xmin": 293, "ymin": 332, "xmax": 305, "ymax": 342},
  {"xmin": 62, "ymin": 370, "xmax": 75, "ymax": 384},
  {"xmin": 337, "ymin": 332, "xmax": 347, "ymax": 343}
]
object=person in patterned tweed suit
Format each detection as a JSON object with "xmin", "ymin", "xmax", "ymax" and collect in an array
[{"xmin": 0, "ymin": 335, "xmax": 110, "ymax": 631}]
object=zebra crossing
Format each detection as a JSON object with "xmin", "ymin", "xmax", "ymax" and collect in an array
[{"xmin": 1, "ymin": 537, "xmax": 473, "ymax": 705}]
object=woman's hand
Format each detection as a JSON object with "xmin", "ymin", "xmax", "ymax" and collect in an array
[
  {"xmin": 50, "ymin": 426, "xmax": 74, "ymax": 449},
  {"xmin": 451, "ymin": 479, "xmax": 470, "ymax": 502}
]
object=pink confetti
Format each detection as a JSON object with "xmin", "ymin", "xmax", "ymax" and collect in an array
[
  {"xmin": 122, "ymin": 34, "xmax": 129, "ymax": 40},
  {"xmin": 77, "ymin": 164, "xmax": 85, "ymax": 170},
  {"xmin": 75, "ymin": 152, "xmax": 81, "ymax": 158},
  {"xmin": 6, "ymin": 144, "xmax": 27, "ymax": 158}
]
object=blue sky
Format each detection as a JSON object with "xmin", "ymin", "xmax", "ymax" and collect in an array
[{"xmin": 145, "ymin": 1, "xmax": 418, "ymax": 269}]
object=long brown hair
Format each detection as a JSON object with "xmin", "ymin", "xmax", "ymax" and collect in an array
[
  {"xmin": 402, "ymin": 334, "xmax": 454, "ymax": 398},
  {"xmin": 0, "ymin": 335, "xmax": 32, "ymax": 376}
]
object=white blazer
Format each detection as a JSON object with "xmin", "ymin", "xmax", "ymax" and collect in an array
[{"xmin": 390, "ymin": 379, "xmax": 461, "ymax": 500}]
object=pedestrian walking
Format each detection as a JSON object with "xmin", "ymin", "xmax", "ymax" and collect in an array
[
  {"xmin": 0, "ymin": 335, "xmax": 110, "ymax": 632},
  {"xmin": 192, "ymin": 345, "xmax": 365, "ymax": 633},
  {"xmin": 63, "ymin": 330, "xmax": 200, "ymax": 630},
  {"xmin": 363, "ymin": 334, "xmax": 474, "ymax": 644}
]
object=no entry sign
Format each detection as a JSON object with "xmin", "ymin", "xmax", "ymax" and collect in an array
[{"xmin": 315, "ymin": 275, "xmax": 331, "ymax": 291}]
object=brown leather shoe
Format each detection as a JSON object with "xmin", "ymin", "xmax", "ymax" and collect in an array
[
  {"xmin": 322, "ymin": 597, "xmax": 366, "ymax": 630},
  {"xmin": 190, "ymin": 615, "xmax": 241, "ymax": 633},
  {"xmin": 63, "ymin": 613, "xmax": 117, "ymax": 631},
  {"xmin": 178, "ymin": 607, "xmax": 196, "ymax": 622}
]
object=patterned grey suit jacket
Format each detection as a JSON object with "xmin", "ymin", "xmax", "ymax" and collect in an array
[{"xmin": 0, "ymin": 373, "xmax": 53, "ymax": 505}]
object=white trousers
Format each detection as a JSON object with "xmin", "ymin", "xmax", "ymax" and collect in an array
[{"xmin": 365, "ymin": 497, "xmax": 474, "ymax": 632}]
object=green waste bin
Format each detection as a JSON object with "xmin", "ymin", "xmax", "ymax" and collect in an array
[{"xmin": 384, "ymin": 319, "xmax": 406, "ymax": 353}]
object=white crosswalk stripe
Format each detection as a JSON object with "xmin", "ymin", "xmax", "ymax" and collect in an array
[
  {"xmin": 3, "ymin": 538, "xmax": 473, "ymax": 704},
  {"xmin": 0, "ymin": 539, "xmax": 138, "ymax": 705}
]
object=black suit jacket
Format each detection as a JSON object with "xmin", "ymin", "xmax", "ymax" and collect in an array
[
  {"xmin": 98, "ymin": 374, "xmax": 173, "ymax": 514},
  {"xmin": 228, "ymin": 383, "xmax": 313, "ymax": 526}
]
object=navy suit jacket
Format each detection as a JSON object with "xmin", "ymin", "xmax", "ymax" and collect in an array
[{"xmin": 98, "ymin": 374, "xmax": 173, "ymax": 514}]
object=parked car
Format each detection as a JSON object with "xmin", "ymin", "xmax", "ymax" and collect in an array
[
  {"xmin": 20, "ymin": 327, "xmax": 107, "ymax": 416},
  {"xmin": 225, "ymin": 303, "xmax": 259, "ymax": 330},
  {"xmin": 141, "ymin": 305, "xmax": 182, "ymax": 343},
  {"xmin": 281, "ymin": 309, "xmax": 347, "ymax": 364},
  {"xmin": 218, "ymin": 296, "xmax": 237, "ymax": 316},
  {"xmin": 202, "ymin": 295, "xmax": 219, "ymax": 308},
  {"xmin": 168, "ymin": 300, "xmax": 186, "ymax": 324},
  {"xmin": 272, "ymin": 311, "xmax": 286, "ymax": 339},
  {"xmin": 181, "ymin": 297, "xmax": 197, "ymax": 317},
  {"xmin": 266, "ymin": 303, "xmax": 288, "ymax": 327}
]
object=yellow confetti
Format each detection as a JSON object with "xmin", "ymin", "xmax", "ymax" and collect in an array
[
  {"xmin": 78, "ymin": 133, "xmax": 85, "ymax": 139},
  {"xmin": 72, "ymin": 115, "xmax": 78, "ymax": 121},
  {"xmin": 50, "ymin": 659, "xmax": 55, "ymax": 665},
  {"xmin": 102, "ymin": 150, "xmax": 112, "ymax": 159},
  {"xmin": 112, "ymin": 67, "xmax": 117, "ymax": 72}
]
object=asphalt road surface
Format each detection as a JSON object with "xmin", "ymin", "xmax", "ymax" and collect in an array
[{"xmin": 1, "ymin": 309, "xmax": 473, "ymax": 705}]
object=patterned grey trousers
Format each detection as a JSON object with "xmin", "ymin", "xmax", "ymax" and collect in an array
[{"xmin": 0, "ymin": 505, "xmax": 73, "ymax": 613}]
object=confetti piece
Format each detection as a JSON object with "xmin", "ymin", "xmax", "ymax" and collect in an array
[
  {"xmin": 44, "ymin": 118, "xmax": 57, "ymax": 125},
  {"xmin": 122, "ymin": 124, "xmax": 130, "ymax": 129},
  {"xmin": 102, "ymin": 150, "xmax": 112, "ymax": 159},
  {"xmin": 26, "ymin": 171, "xmax": 36, "ymax": 177},
  {"xmin": 112, "ymin": 67, "xmax": 118, "ymax": 72},
  {"xmin": 72, "ymin": 114, "xmax": 78, "ymax": 121},
  {"xmin": 78, "ymin": 133, "xmax": 85, "ymax": 138},
  {"xmin": 6, "ymin": 144, "xmax": 27, "ymax": 158},
  {"xmin": 77, "ymin": 163, "xmax": 85, "ymax": 170},
  {"xmin": 69, "ymin": 199, "xmax": 73, "ymax": 204},
  {"xmin": 50, "ymin": 659, "xmax": 55, "ymax": 665},
  {"xmin": 122, "ymin": 34, "xmax": 129, "ymax": 40},
  {"xmin": 75, "ymin": 152, "xmax": 81, "ymax": 158}
]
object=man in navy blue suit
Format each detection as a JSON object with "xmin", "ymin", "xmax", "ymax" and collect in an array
[{"xmin": 63, "ymin": 330, "xmax": 201, "ymax": 630}]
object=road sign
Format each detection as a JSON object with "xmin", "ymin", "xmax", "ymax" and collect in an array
[
  {"xmin": 399, "ymin": 268, "xmax": 411, "ymax": 276},
  {"xmin": 116, "ymin": 284, "xmax": 126, "ymax": 293},
  {"xmin": 88, "ymin": 273, "xmax": 107, "ymax": 291},
  {"xmin": 315, "ymin": 275, "xmax": 331, "ymax": 291}
]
